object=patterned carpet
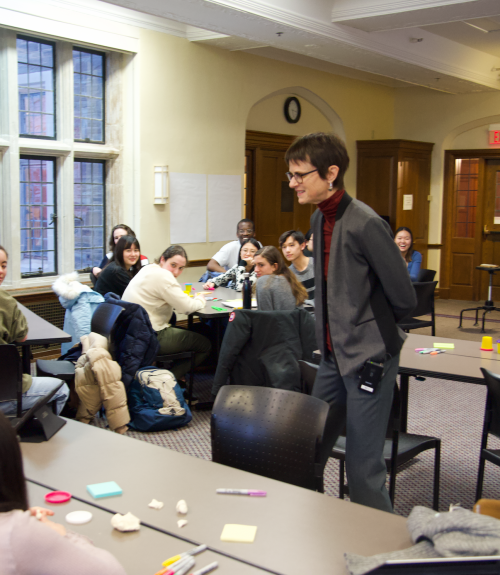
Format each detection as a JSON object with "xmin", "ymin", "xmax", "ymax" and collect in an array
[{"xmin": 91, "ymin": 369, "xmax": 500, "ymax": 518}]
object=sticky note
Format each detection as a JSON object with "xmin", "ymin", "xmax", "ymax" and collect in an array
[
  {"xmin": 220, "ymin": 523, "xmax": 257, "ymax": 543},
  {"xmin": 433, "ymin": 343, "xmax": 455, "ymax": 349},
  {"xmin": 86, "ymin": 481, "xmax": 122, "ymax": 499}
]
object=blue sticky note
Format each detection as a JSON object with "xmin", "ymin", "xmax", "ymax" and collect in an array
[{"xmin": 86, "ymin": 481, "xmax": 122, "ymax": 499}]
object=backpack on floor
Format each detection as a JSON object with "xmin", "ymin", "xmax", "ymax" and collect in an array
[{"xmin": 127, "ymin": 367, "xmax": 192, "ymax": 432}]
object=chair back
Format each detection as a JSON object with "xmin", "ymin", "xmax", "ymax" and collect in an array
[
  {"xmin": 299, "ymin": 360, "xmax": 318, "ymax": 395},
  {"xmin": 480, "ymin": 368, "xmax": 500, "ymax": 439},
  {"xmin": 406, "ymin": 281, "xmax": 437, "ymax": 318},
  {"xmin": 0, "ymin": 345, "xmax": 23, "ymax": 415},
  {"xmin": 211, "ymin": 385, "xmax": 329, "ymax": 491},
  {"xmin": 416, "ymin": 268, "xmax": 436, "ymax": 282},
  {"xmin": 91, "ymin": 302, "xmax": 123, "ymax": 340}
]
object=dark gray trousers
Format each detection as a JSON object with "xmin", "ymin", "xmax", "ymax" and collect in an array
[{"xmin": 313, "ymin": 352, "xmax": 400, "ymax": 513}]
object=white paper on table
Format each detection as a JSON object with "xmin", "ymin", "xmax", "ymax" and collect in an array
[
  {"xmin": 170, "ymin": 173, "xmax": 207, "ymax": 244},
  {"xmin": 208, "ymin": 175, "xmax": 242, "ymax": 242}
]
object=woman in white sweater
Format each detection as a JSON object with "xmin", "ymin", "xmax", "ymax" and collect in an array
[
  {"xmin": 122, "ymin": 245, "xmax": 211, "ymax": 381},
  {"xmin": 0, "ymin": 412, "xmax": 126, "ymax": 575}
]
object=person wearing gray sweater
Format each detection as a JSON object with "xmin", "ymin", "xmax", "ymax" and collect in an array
[{"xmin": 254, "ymin": 246, "xmax": 307, "ymax": 311}]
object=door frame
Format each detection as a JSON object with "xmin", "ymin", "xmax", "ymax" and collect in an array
[{"xmin": 440, "ymin": 148, "xmax": 500, "ymax": 300}]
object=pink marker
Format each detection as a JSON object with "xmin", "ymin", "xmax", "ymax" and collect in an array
[{"xmin": 216, "ymin": 489, "xmax": 266, "ymax": 496}]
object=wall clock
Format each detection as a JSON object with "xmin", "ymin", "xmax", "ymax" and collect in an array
[{"xmin": 284, "ymin": 97, "xmax": 301, "ymax": 124}]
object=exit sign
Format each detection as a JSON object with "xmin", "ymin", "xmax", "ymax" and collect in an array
[{"xmin": 490, "ymin": 130, "xmax": 500, "ymax": 145}]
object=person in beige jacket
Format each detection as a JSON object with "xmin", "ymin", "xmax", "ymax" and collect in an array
[{"xmin": 75, "ymin": 333, "xmax": 130, "ymax": 434}]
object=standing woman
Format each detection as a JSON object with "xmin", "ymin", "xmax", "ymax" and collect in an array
[
  {"xmin": 394, "ymin": 227, "xmax": 422, "ymax": 281},
  {"xmin": 0, "ymin": 412, "xmax": 127, "ymax": 574},
  {"xmin": 254, "ymin": 246, "xmax": 307, "ymax": 311},
  {"xmin": 122, "ymin": 245, "xmax": 211, "ymax": 381},
  {"xmin": 203, "ymin": 238, "xmax": 259, "ymax": 291},
  {"xmin": 94, "ymin": 235, "xmax": 142, "ymax": 298}
]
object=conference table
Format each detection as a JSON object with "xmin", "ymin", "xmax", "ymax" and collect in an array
[
  {"xmin": 16, "ymin": 302, "xmax": 71, "ymax": 374},
  {"xmin": 27, "ymin": 481, "xmax": 266, "ymax": 575},
  {"xmin": 22, "ymin": 419, "xmax": 413, "ymax": 575}
]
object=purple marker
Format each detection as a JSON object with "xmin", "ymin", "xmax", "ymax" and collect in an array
[{"xmin": 216, "ymin": 489, "xmax": 267, "ymax": 497}]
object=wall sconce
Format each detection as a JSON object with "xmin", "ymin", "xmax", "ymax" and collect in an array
[{"xmin": 154, "ymin": 165, "xmax": 169, "ymax": 204}]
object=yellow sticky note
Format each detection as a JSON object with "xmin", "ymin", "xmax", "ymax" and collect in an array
[
  {"xmin": 220, "ymin": 524, "xmax": 257, "ymax": 543},
  {"xmin": 434, "ymin": 343, "xmax": 455, "ymax": 349}
]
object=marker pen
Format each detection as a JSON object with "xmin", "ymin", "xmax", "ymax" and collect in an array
[
  {"xmin": 190, "ymin": 562, "xmax": 219, "ymax": 575},
  {"xmin": 162, "ymin": 545, "xmax": 207, "ymax": 567},
  {"xmin": 167, "ymin": 556, "xmax": 193, "ymax": 575},
  {"xmin": 216, "ymin": 489, "xmax": 266, "ymax": 496},
  {"xmin": 175, "ymin": 558, "xmax": 195, "ymax": 575}
]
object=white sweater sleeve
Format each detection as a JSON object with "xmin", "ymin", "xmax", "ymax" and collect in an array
[{"xmin": 161, "ymin": 280, "xmax": 205, "ymax": 315}]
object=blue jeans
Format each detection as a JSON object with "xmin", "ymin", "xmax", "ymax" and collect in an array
[{"xmin": 0, "ymin": 377, "xmax": 69, "ymax": 416}]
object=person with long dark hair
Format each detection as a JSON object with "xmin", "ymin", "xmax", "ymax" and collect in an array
[
  {"xmin": 0, "ymin": 412, "xmax": 126, "ymax": 574},
  {"xmin": 203, "ymin": 238, "xmax": 259, "ymax": 291},
  {"xmin": 254, "ymin": 245, "xmax": 308, "ymax": 310},
  {"xmin": 394, "ymin": 226, "xmax": 422, "ymax": 281},
  {"xmin": 122, "ymin": 245, "xmax": 211, "ymax": 382},
  {"xmin": 94, "ymin": 235, "xmax": 142, "ymax": 298}
]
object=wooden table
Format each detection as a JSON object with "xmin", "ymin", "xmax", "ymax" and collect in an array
[
  {"xmin": 22, "ymin": 419, "xmax": 413, "ymax": 575},
  {"xmin": 16, "ymin": 302, "xmax": 71, "ymax": 374},
  {"xmin": 27, "ymin": 482, "xmax": 266, "ymax": 575}
]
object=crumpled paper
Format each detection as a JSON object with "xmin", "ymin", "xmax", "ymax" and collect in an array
[
  {"xmin": 110, "ymin": 512, "xmax": 141, "ymax": 532},
  {"xmin": 177, "ymin": 519, "xmax": 188, "ymax": 528},
  {"xmin": 148, "ymin": 499, "xmax": 164, "ymax": 510},
  {"xmin": 176, "ymin": 499, "xmax": 188, "ymax": 514}
]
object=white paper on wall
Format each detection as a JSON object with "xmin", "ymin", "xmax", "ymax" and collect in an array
[
  {"xmin": 208, "ymin": 175, "xmax": 242, "ymax": 242},
  {"xmin": 169, "ymin": 173, "xmax": 207, "ymax": 244}
]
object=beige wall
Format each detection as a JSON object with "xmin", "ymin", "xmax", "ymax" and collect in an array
[
  {"xmin": 394, "ymin": 88, "xmax": 500, "ymax": 282},
  {"xmin": 138, "ymin": 29, "xmax": 396, "ymax": 266}
]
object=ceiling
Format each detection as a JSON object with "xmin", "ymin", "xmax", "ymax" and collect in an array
[{"xmin": 99, "ymin": 0, "xmax": 500, "ymax": 94}]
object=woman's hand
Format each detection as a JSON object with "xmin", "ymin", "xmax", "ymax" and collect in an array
[
  {"xmin": 30, "ymin": 507, "xmax": 55, "ymax": 520},
  {"xmin": 203, "ymin": 281, "xmax": 215, "ymax": 289},
  {"xmin": 243, "ymin": 257, "xmax": 254, "ymax": 271},
  {"xmin": 195, "ymin": 294, "xmax": 206, "ymax": 304},
  {"xmin": 92, "ymin": 267, "xmax": 102, "ymax": 278}
]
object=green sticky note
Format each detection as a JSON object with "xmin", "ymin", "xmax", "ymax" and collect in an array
[{"xmin": 434, "ymin": 343, "xmax": 455, "ymax": 349}]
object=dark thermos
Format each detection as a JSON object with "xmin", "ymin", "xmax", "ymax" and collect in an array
[{"xmin": 242, "ymin": 273, "xmax": 252, "ymax": 310}]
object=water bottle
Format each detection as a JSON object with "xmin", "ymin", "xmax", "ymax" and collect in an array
[{"xmin": 242, "ymin": 273, "xmax": 252, "ymax": 310}]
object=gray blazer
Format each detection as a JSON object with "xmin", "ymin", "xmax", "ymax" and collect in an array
[{"xmin": 312, "ymin": 192, "xmax": 417, "ymax": 378}]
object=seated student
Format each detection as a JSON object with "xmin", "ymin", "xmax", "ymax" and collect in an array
[
  {"xmin": 203, "ymin": 238, "xmax": 259, "ymax": 291},
  {"xmin": 0, "ymin": 246, "xmax": 69, "ymax": 416},
  {"xmin": 395, "ymin": 226, "xmax": 422, "ymax": 282},
  {"xmin": 94, "ymin": 236, "xmax": 142, "ymax": 298},
  {"xmin": 92, "ymin": 224, "xmax": 148, "ymax": 280},
  {"xmin": 0, "ymin": 411, "xmax": 126, "ymax": 575},
  {"xmin": 206, "ymin": 219, "xmax": 261, "ymax": 274},
  {"xmin": 122, "ymin": 245, "xmax": 211, "ymax": 382},
  {"xmin": 279, "ymin": 229, "xmax": 315, "ymax": 303},
  {"xmin": 254, "ymin": 246, "xmax": 308, "ymax": 311}
]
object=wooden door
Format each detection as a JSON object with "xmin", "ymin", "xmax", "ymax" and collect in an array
[
  {"xmin": 480, "ymin": 160, "xmax": 500, "ymax": 301},
  {"xmin": 246, "ymin": 130, "xmax": 314, "ymax": 248}
]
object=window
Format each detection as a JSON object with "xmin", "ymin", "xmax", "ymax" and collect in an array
[
  {"xmin": 0, "ymin": 24, "xmax": 128, "ymax": 288},
  {"xmin": 17, "ymin": 36, "xmax": 56, "ymax": 139},
  {"xmin": 20, "ymin": 156, "xmax": 57, "ymax": 276},
  {"xmin": 73, "ymin": 49, "xmax": 105, "ymax": 143},
  {"xmin": 74, "ymin": 160, "xmax": 105, "ymax": 271}
]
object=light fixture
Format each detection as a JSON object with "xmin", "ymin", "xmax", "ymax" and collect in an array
[{"xmin": 154, "ymin": 165, "xmax": 168, "ymax": 205}]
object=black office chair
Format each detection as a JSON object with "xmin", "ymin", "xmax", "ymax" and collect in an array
[
  {"xmin": 476, "ymin": 368, "xmax": 500, "ymax": 501},
  {"xmin": 416, "ymin": 268, "xmax": 436, "ymax": 282},
  {"xmin": 398, "ymin": 281, "xmax": 438, "ymax": 336},
  {"xmin": 0, "ymin": 345, "xmax": 24, "ymax": 417},
  {"xmin": 36, "ymin": 303, "xmax": 123, "ymax": 389},
  {"xmin": 298, "ymin": 360, "xmax": 441, "ymax": 509},
  {"xmin": 211, "ymin": 385, "xmax": 330, "ymax": 492}
]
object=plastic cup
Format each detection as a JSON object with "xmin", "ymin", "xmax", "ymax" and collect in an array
[
  {"xmin": 481, "ymin": 336, "xmax": 493, "ymax": 351},
  {"xmin": 496, "ymin": 340, "xmax": 500, "ymax": 354},
  {"xmin": 184, "ymin": 283, "xmax": 192, "ymax": 295}
]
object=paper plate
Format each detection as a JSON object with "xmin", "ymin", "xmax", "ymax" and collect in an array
[
  {"xmin": 44, "ymin": 491, "xmax": 72, "ymax": 504},
  {"xmin": 66, "ymin": 510, "xmax": 93, "ymax": 525}
]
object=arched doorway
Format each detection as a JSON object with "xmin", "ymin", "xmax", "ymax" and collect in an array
[{"xmin": 245, "ymin": 88, "xmax": 343, "ymax": 247}]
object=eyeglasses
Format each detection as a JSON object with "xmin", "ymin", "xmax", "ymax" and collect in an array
[{"xmin": 285, "ymin": 169, "xmax": 318, "ymax": 184}]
